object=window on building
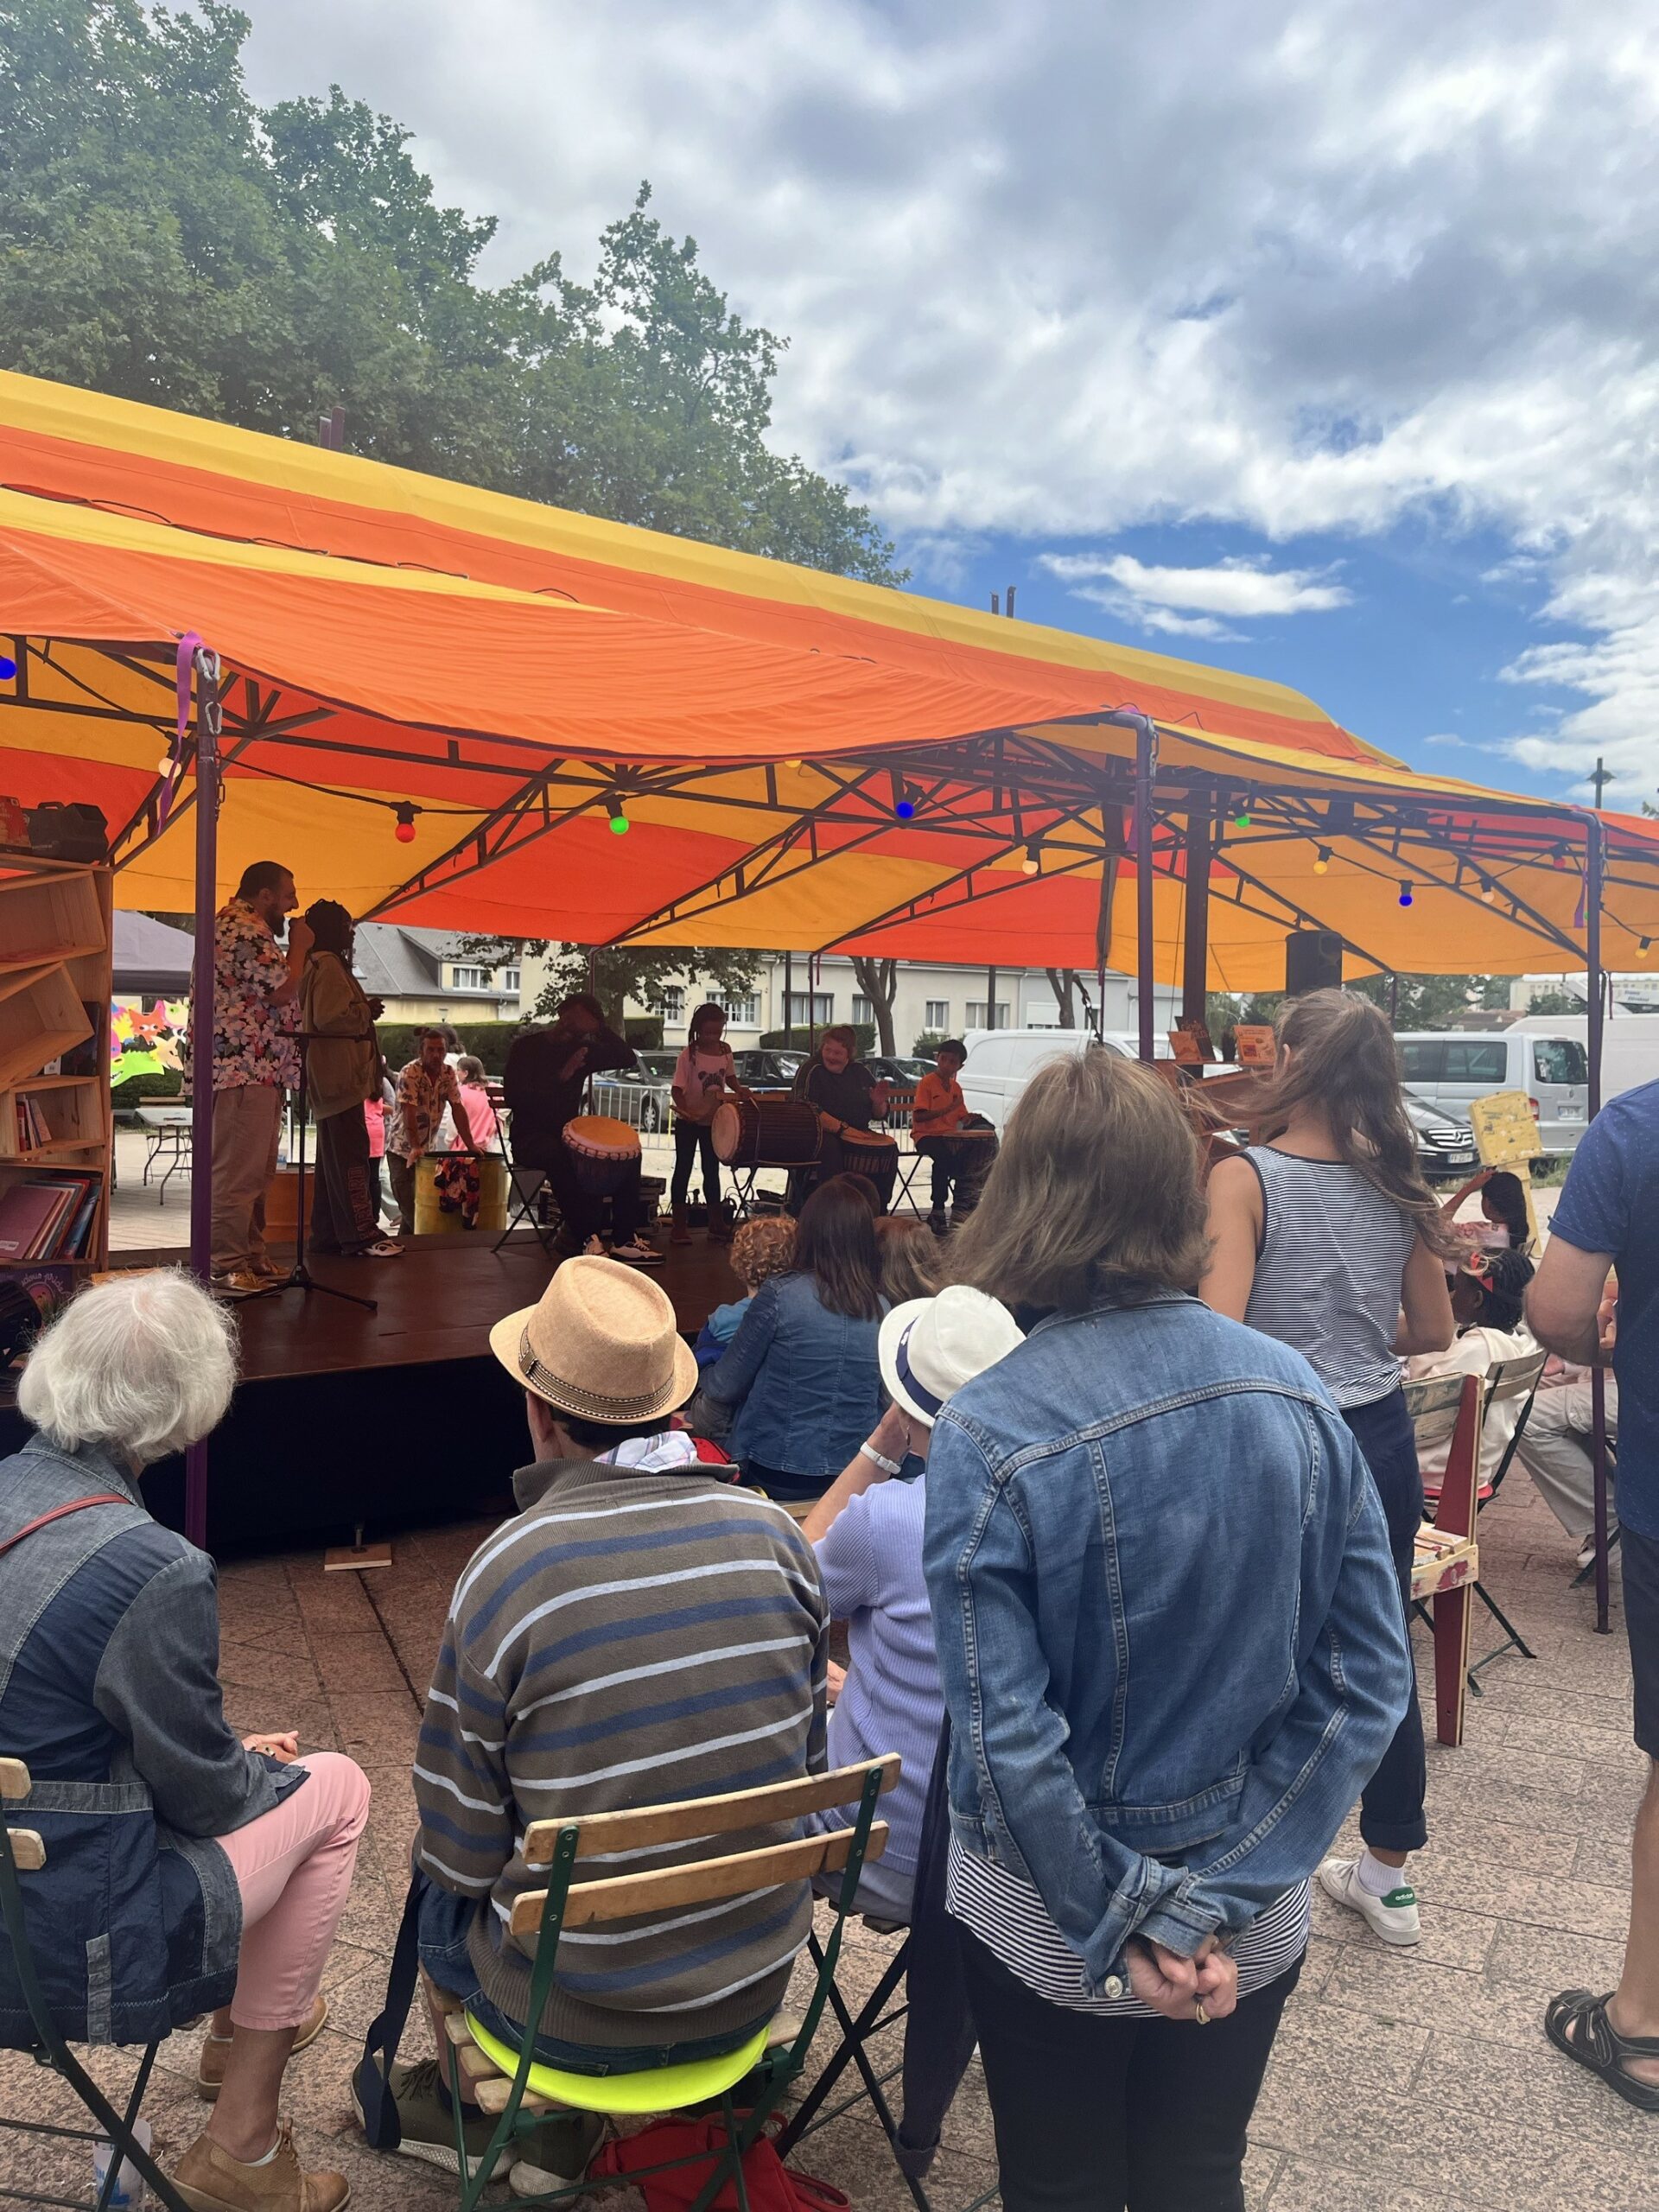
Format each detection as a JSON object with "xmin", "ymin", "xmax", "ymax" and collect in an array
[
  {"xmin": 851, "ymin": 995, "xmax": 873, "ymax": 1025},
  {"xmin": 966, "ymin": 1001, "xmax": 1009, "ymax": 1030},
  {"xmin": 709, "ymin": 992, "xmax": 760, "ymax": 1027},
  {"xmin": 499, "ymin": 967, "xmax": 521, "ymax": 995},
  {"xmin": 924, "ymin": 1000, "xmax": 950, "ymax": 1029},
  {"xmin": 658, "ymin": 986, "xmax": 686, "ymax": 1024},
  {"xmin": 786, "ymin": 992, "xmax": 834, "ymax": 1027},
  {"xmin": 450, "ymin": 965, "xmax": 488, "ymax": 991}
]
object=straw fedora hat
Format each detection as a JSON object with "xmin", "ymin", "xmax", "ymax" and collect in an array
[
  {"xmin": 489, "ymin": 1255, "xmax": 698, "ymax": 1425},
  {"xmin": 879, "ymin": 1285, "xmax": 1024, "ymax": 1427}
]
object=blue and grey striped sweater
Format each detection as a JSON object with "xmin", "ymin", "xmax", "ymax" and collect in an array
[{"xmin": 415, "ymin": 1432, "xmax": 830, "ymax": 2050}]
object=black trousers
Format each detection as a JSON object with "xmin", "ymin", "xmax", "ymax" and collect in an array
[
  {"xmin": 671, "ymin": 1117, "xmax": 721, "ymax": 1210},
  {"xmin": 311, "ymin": 1106, "xmax": 378, "ymax": 1253},
  {"xmin": 1342, "ymin": 1387, "xmax": 1429, "ymax": 1854},
  {"xmin": 539, "ymin": 1144, "xmax": 642, "ymax": 1249},
  {"xmin": 960, "ymin": 1926, "xmax": 1300, "ymax": 2212}
]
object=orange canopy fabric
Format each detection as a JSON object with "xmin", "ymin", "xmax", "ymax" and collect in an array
[{"xmin": 2, "ymin": 368, "xmax": 1655, "ymax": 988}]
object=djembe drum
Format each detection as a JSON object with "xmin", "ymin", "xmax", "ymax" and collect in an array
[
  {"xmin": 833, "ymin": 1124, "xmax": 899, "ymax": 1211},
  {"xmin": 710, "ymin": 1096, "xmax": 823, "ymax": 1168},
  {"xmin": 563, "ymin": 1115, "xmax": 643, "ymax": 1196}
]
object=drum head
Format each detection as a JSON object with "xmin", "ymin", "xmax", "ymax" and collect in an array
[
  {"xmin": 565, "ymin": 1114, "xmax": 641, "ymax": 1160},
  {"xmin": 710, "ymin": 1100, "xmax": 744, "ymax": 1163}
]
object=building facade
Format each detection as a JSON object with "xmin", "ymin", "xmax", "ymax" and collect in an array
[{"xmin": 350, "ymin": 925, "xmax": 524, "ymax": 1026}]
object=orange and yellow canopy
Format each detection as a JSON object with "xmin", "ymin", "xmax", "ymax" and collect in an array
[{"xmin": 1, "ymin": 368, "xmax": 1654, "ymax": 988}]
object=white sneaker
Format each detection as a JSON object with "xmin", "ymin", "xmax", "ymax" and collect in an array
[
  {"xmin": 609, "ymin": 1238, "xmax": 663, "ymax": 1265},
  {"xmin": 1318, "ymin": 1855, "xmax": 1421, "ymax": 1946}
]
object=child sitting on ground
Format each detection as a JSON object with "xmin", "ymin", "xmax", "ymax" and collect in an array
[{"xmin": 693, "ymin": 1215, "xmax": 796, "ymax": 1368}]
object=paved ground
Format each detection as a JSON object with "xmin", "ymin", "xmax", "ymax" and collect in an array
[{"xmin": 3, "ymin": 1451, "xmax": 1648, "ymax": 2209}]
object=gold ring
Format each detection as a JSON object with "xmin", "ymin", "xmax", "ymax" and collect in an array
[{"xmin": 1194, "ymin": 1999, "xmax": 1209, "ymax": 2025}]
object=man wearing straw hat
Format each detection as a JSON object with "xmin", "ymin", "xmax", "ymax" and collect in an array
[{"xmin": 361, "ymin": 1257, "xmax": 830, "ymax": 2177}]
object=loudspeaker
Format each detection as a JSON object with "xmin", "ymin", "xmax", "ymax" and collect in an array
[{"xmin": 1285, "ymin": 929, "xmax": 1344, "ymax": 995}]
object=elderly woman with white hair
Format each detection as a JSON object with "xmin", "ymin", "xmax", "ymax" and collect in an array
[{"xmin": 0, "ymin": 1271, "xmax": 369, "ymax": 2212}]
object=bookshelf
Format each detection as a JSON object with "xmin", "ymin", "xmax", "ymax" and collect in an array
[{"xmin": 0, "ymin": 856, "xmax": 113, "ymax": 1276}]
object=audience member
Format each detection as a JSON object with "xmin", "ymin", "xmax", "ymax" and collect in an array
[
  {"xmin": 878, "ymin": 1214, "xmax": 942, "ymax": 1305},
  {"xmin": 1441, "ymin": 1165, "xmax": 1532, "ymax": 1252},
  {"xmin": 299, "ymin": 899, "xmax": 399, "ymax": 1260},
  {"xmin": 3, "ymin": 1274, "xmax": 371, "ymax": 2212},
  {"xmin": 1527, "ymin": 1077, "xmax": 1659, "ymax": 2113},
  {"xmin": 451, "ymin": 1055, "xmax": 499, "ymax": 1153},
  {"xmin": 1518, "ymin": 1362, "xmax": 1622, "ymax": 1566},
  {"xmin": 934, "ymin": 1052, "xmax": 1410, "ymax": 2211},
  {"xmin": 1406, "ymin": 1248, "xmax": 1536, "ymax": 1493},
  {"xmin": 1201, "ymin": 988, "xmax": 1452, "ymax": 1945},
  {"xmin": 365, "ymin": 1077, "xmax": 391, "ymax": 1230},
  {"xmin": 357, "ymin": 1259, "xmax": 828, "ymax": 2177},
  {"xmin": 800, "ymin": 1287, "xmax": 1023, "ymax": 1920},
  {"xmin": 388, "ymin": 1028, "xmax": 477, "ymax": 1232},
  {"xmin": 671, "ymin": 1002, "xmax": 741, "ymax": 1244},
  {"xmin": 699, "ymin": 1176, "xmax": 887, "ymax": 1501},
  {"xmin": 692, "ymin": 1215, "xmax": 795, "ymax": 1369}
]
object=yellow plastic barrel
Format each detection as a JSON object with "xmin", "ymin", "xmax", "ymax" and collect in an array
[{"xmin": 412, "ymin": 1153, "xmax": 510, "ymax": 1235}]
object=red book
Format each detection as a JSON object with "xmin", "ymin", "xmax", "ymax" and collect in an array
[{"xmin": 0, "ymin": 1183, "xmax": 73, "ymax": 1261}]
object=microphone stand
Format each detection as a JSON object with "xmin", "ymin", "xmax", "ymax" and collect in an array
[{"xmin": 241, "ymin": 1034, "xmax": 378, "ymax": 1313}]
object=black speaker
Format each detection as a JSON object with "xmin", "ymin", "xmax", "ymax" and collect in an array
[{"xmin": 1285, "ymin": 929, "xmax": 1344, "ymax": 995}]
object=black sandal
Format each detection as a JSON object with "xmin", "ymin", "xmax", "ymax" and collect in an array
[{"xmin": 1545, "ymin": 1987, "xmax": 1659, "ymax": 2112}]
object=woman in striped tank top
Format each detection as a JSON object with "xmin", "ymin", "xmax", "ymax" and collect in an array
[{"xmin": 1202, "ymin": 989, "xmax": 1455, "ymax": 1948}]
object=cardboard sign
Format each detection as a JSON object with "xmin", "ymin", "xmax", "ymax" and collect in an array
[
  {"xmin": 1234, "ymin": 1024, "xmax": 1276, "ymax": 1069},
  {"xmin": 1468, "ymin": 1090, "xmax": 1539, "ymax": 1169},
  {"xmin": 1168, "ymin": 1026, "xmax": 1206, "ymax": 1065}
]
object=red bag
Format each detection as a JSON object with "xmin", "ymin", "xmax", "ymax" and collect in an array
[{"xmin": 590, "ymin": 2118, "xmax": 848, "ymax": 2212}]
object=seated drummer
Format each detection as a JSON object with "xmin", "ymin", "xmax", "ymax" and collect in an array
[
  {"xmin": 502, "ymin": 994, "xmax": 658, "ymax": 1262},
  {"xmin": 791, "ymin": 1024, "xmax": 892, "ymax": 1211},
  {"xmin": 912, "ymin": 1036, "xmax": 976, "ymax": 1231}
]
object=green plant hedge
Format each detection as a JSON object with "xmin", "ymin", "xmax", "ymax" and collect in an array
[
  {"xmin": 110, "ymin": 1067, "xmax": 184, "ymax": 1109},
  {"xmin": 374, "ymin": 1020, "xmax": 526, "ymax": 1076}
]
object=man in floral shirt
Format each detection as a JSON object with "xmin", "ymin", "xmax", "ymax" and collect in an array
[
  {"xmin": 206, "ymin": 860, "xmax": 309, "ymax": 1294},
  {"xmin": 387, "ymin": 1028, "xmax": 478, "ymax": 1231}
]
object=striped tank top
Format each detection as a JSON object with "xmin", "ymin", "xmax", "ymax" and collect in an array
[{"xmin": 1242, "ymin": 1147, "xmax": 1419, "ymax": 1408}]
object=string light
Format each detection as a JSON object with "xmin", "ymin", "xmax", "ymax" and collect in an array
[
  {"xmin": 1479, "ymin": 877, "xmax": 1497, "ymax": 905},
  {"xmin": 1234, "ymin": 809, "xmax": 1251, "ymax": 828},
  {"xmin": 393, "ymin": 802, "xmax": 417, "ymax": 845},
  {"xmin": 607, "ymin": 798, "xmax": 631, "ymax": 836},
  {"xmin": 1398, "ymin": 881, "xmax": 1414, "ymax": 908},
  {"xmin": 1641, "ymin": 938, "xmax": 1652, "ymax": 957},
  {"xmin": 893, "ymin": 780, "xmax": 918, "ymax": 821},
  {"xmin": 1313, "ymin": 848, "xmax": 1332, "ymax": 874},
  {"xmin": 1021, "ymin": 842, "xmax": 1042, "ymax": 876},
  {"xmin": 0, "ymin": 657, "xmax": 16, "ymax": 683}
]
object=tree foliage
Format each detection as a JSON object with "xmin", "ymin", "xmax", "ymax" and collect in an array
[
  {"xmin": 0, "ymin": 1, "xmax": 904, "ymax": 581},
  {"xmin": 1208, "ymin": 972, "xmax": 1514, "ymax": 1039},
  {"xmin": 462, "ymin": 938, "xmax": 761, "ymax": 1033}
]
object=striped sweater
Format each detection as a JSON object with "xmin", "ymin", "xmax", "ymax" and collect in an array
[{"xmin": 416, "ymin": 1432, "xmax": 830, "ymax": 2050}]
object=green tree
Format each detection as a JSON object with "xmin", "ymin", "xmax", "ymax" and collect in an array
[
  {"xmin": 1207, "ymin": 973, "xmax": 1512, "ymax": 1043},
  {"xmin": 0, "ymin": 2, "xmax": 903, "ymax": 581},
  {"xmin": 462, "ymin": 939, "xmax": 761, "ymax": 1034},
  {"xmin": 1516, "ymin": 985, "xmax": 1585, "ymax": 1016}
]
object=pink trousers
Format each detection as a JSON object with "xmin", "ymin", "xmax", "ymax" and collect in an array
[{"xmin": 216, "ymin": 1751, "xmax": 372, "ymax": 2031}]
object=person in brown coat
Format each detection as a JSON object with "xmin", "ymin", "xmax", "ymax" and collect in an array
[{"xmin": 298, "ymin": 901, "xmax": 400, "ymax": 1258}]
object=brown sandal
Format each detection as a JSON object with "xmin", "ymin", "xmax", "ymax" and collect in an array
[{"xmin": 1545, "ymin": 1987, "xmax": 1659, "ymax": 2113}]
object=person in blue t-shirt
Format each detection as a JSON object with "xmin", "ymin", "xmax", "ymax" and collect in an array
[{"xmin": 1528, "ymin": 1077, "xmax": 1659, "ymax": 2115}]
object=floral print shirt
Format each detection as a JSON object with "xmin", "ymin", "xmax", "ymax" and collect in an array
[
  {"xmin": 208, "ymin": 899, "xmax": 299, "ymax": 1092},
  {"xmin": 391, "ymin": 1058, "xmax": 462, "ymax": 1161}
]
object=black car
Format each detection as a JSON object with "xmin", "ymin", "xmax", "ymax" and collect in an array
[
  {"xmin": 731, "ymin": 1048, "xmax": 809, "ymax": 1090},
  {"xmin": 1404, "ymin": 1092, "xmax": 1480, "ymax": 1180}
]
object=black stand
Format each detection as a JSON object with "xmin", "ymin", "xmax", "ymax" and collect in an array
[{"xmin": 241, "ymin": 1039, "xmax": 378, "ymax": 1314}]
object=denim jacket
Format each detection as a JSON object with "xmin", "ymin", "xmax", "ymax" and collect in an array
[
  {"xmin": 923, "ymin": 1294, "xmax": 1411, "ymax": 1991},
  {"xmin": 703, "ymin": 1273, "xmax": 885, "ymax": 1478}
]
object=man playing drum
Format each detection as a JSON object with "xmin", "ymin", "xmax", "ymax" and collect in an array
[
  {"xmin": 794, "ymin": 1025, "xmax": 896, "ymax": 1212},
  {"xmin": 502, "ymin": 995, "xmax": 659, "ymax": 1262}
]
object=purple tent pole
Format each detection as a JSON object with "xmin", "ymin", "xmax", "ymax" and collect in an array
[
  {"xmin": 1585, "ymin": 809, "xmax": 1611, "ymax": 1633},
  {"xmin": 1134, "ymin": 718, "xmax": 1157, "ymax": 1063},
  {"xmin": 183, "ymin": 643, "xmax": 220, "ymax": 1550}
]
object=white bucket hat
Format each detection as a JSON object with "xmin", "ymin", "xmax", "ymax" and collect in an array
[{"xmin": 878, "ymin": 1285, "xmax": 1025, "ymax": 1427}]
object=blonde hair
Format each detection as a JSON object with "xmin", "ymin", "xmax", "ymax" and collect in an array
[
  {"xmin": 729, "ymin": 1215, "xmax": 796, "ymax": 1294},
  {"xmin": 878, "ymin": 1217, "xmax": 942, "ymax": 1304},
  {"xmin": 950, "ymin": 1049, "xmax": 1210, "ymax": 1312}
]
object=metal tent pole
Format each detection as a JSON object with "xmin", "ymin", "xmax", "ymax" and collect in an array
[
  {"xmin": 1181, "ymin": 790, "xmax": 1211, "ymax": 1030},
  {"xmin": 1586, "ymin": 810, "xmax": 1611, "ymax": 1633},
  {"xmin": 1135, "ymin": 719, "xmax": 1157, "ymax": 1063},
  {"xmin": 184, "ymin": 645, "xmax": 221, "ymax": 1552}
]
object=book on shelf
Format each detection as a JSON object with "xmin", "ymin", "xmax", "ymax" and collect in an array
[{"xmin": 0, "ymin": 1171, "xmax": 102, "ymax": 1262}]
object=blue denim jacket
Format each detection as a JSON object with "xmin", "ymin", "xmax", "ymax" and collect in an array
[
  {"xmin": 703, "ymin": 1272, "xmax": 885, "ymax": 1478},
  {"xmin": 923, "ymin": 1293, "xmax": 1411, "ymax": 1990}
]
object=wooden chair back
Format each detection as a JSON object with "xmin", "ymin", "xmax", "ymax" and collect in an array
[
  {"xmin": 0, "ymin": 1756, "xmax": 42, "ymax": 1871},
  {"xmin": 1404, "ymin": 1372, "xmax": 1484, "ymax": 1539},
  {"xmin": 513, "ymin": 1754, "xmax": 899, "ymax": 1940}
]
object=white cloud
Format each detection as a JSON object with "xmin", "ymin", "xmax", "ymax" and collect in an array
[
  {"xmin": 1040, "ymin": 552, "xmax": 1351, "ymax": 620},
  {"xmin": 238, "ymin": 0, "xmax": 1659, "ymax": 779}
]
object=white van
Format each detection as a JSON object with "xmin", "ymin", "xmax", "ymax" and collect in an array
[
  {"xmin": 958, "ymin": 1028, "xmax": 1132, "ymax": 1131},
  {"xmin": 1394, "ymin": 1029, "xmax": 1589, "ymax": 1156},
  {"xmin": 1509, "ymin": 1012, "xmax": 1659, "ymax": 1108}
]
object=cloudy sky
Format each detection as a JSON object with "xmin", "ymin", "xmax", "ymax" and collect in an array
[{"xmin": 241, "ymin": 1, "xmax": 1659, "ymax": 803}]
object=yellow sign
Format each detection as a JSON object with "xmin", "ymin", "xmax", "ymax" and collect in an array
[
  {"xmin": 1467, "ymin": 1090, "xmax": 1541, "ymax": 1249},
  {"xmin": 1234, "ymin": 1024, "xmax": 1276, "ymax": 1069}
]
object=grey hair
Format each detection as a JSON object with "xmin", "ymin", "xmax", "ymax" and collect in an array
[{"xmin": 18, "ymin": 1270, "xmax": 238, "ymax": 1466}]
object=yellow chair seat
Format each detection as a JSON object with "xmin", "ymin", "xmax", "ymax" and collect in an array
[{"xmin": 463, "ymin": 2012, "xmax": 771, "ymax": 2118}]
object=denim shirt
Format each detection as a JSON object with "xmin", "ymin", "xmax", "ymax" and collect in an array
[
  {"xmin": 703, "ymin": 1272, "xmax": 885, "ymax": 1478},
  {"xmin": 923, "ymin": 1293, "xmax": 1411, "ymax": 1992}
]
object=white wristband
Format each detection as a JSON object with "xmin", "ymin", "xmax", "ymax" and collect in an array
[{"xmin": 860, "ymin": 1443, "xmax": 902, "ymax": 1476}]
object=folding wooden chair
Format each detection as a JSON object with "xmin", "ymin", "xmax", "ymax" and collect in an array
[
  {"xmin": 1464, "ymin": 1349, "xmax": 1547, "ymax": 1682},
  {"xmin": 493, "ymin": 1123, "xmax": 560, "ymax": 1258},
  {"xmin": 0, "ymin": 1756, "xmax": 191, "ymax": 2212},
  {"xmin": 1404, "ymin": 1373, "xmax": 1484, "ymax": 1746},
  {"xmin": 432, "ymin": 1754, "xmax": 899, "ymax": 2212}
]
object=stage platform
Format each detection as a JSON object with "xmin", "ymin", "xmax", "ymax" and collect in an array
[{"xmin": 3, "ymin": 1230, "xmax": 749, "ymax": 1556}]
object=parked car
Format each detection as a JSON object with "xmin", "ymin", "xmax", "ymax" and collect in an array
[
  {"xmin": 958, "ymin": 1028, "xmax": 1130, "ymax": 1132},
  {"xmin": 590, "ymin": 1049, "xmax": 676, "ymax": 1131},
  {"xmin": 1402, "ymin": 1094, "xmax": 1481, "ymax": 1181},
  {"xmin": 1394, "ymin": 1028, "xmax": 1588, "ymax": 1155},
  {"xmin": 866, "ymin": 1055, "xmax": 931, "ymax": 1086},
  {"xmin": 731, "ymin": 1048, "xmax": 809, "ymax": 1090}
]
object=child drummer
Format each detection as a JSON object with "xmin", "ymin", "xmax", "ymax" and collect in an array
[
  {"xmin": 670, "ymin": 1002, "xmax": 753, "ymax": 1245},
  {"xmin": 912, "ymin": 1039, "xmax": 993, "ymax": 1231}
]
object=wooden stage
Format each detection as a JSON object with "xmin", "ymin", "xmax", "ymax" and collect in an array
[{"xmin": 3, "ymin": 1231, "xmax": 749, "ymax": 1557}]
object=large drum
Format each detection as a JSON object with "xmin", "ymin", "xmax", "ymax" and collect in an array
[
  {"xmin": 942, "ymin": 1119, "xmax": 999, "ymax": 1184},
  {"xmin": 834, "ymin": 1125, "xmax": 899, "ymax": 1211},
  {"xmin": 711, "ymin": 1096, "xmax": 822, "ymax": 1169},
  {"xmin": 563, "ymin": 1115, "xmax": 642, "ymax": 1196},
  {"xmin": 413, "ymin": 1153, "xmax": 510, "ymax": 1234}
]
